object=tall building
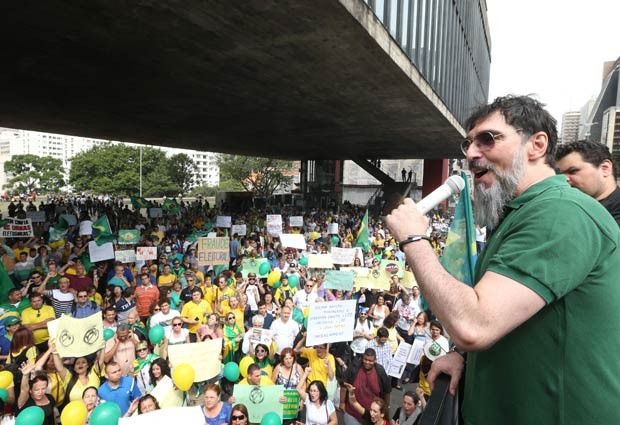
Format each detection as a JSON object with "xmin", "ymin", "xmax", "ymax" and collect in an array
[
  {"xmin": 586, "ymin": 57, "xmax": 620, "ymax": 143},
  {"xmin": 560, "ymin": 111, "xmax": 581, "ymax": 144},
  {"xmin": 601, "ymin": 107, "xmax": 620, "ymax": 157}
]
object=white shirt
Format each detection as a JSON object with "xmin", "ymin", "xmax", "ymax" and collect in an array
[
  {"xmin": 150, "ymin": 310, "xmax": 181, "ymax": 334},
  {"xmin": 270, "ymin": 318, "xmax": 301, "ymax": 354},
  {"xmin": 350, "ymin": 318, "xmax": 375, "ymax": 354},
  {"xmin": 293, "ymin": 290, "xmax": 318, "ymax": 310}
]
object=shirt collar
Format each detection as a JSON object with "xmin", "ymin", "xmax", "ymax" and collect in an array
[{"xmin": 506, "ymin": 175, "xmax": 567, "ymax": 210}]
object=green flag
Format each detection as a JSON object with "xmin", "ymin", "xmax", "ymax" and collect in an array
[
  {"xmin": 80, "ymin": 253, "xmax": 95, "ymax": 273},
  {"xmin": 49, "ymin": 216, "xmax": 70, "ymax": 243},
  {"xmin": 92, "ymin": 215, "xmax": 116, "ymax": 246},
  {"xmin": 131, "ymin": 196, "xmax": 152, "ymax": 209},
  {"xmin": 118, "ymin": 229, "xmax": 140, "ymax": 245},
  {"xmin": 162, "ymin": 199, "xmax": 180, "ymax": 214},
  {"xmin": 186, "ymin": 230, "xmax": 208, "ymax": 243},
  {"xmin": 0, "ymin": 262, "xmax": 13, "ymax": 304},
  {"xmin": 439, "ymin": 172, "xmax": 477, "ymax": 286},
  {"xmin": 354, "ymin": 210, "xmax": 370, "ymax": 252}
]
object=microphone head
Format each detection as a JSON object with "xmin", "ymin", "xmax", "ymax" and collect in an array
[{"xmin": 445, "ymin": 175, "xmax": 466, "ymax": 194}]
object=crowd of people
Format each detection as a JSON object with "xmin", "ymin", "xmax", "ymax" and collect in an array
[{"xmin": 0, "ymin": 196, "xmax": 446, "ymax": 425}]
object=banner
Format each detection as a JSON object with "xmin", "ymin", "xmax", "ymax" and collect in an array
[
  {"xmin": 149, "ymin": 208, "xmax": 163, "ymax": 218},
  {"xmin": 115, "ymin": 249, "xmax": 136, "ymax": 264},
  {"xmin": 216, "ymin": 216, "xmax": 232, "ymax": 228},
  {"xmin": 231, "ymin": 224, "xmax": 247, "ymax": 236},
  {"xmin": 330, "ymin": 247, "xmax": 356, "ymax": 265},
  {"xmin": 88, "ymin": 241, "xmax": 115, "ymax": 262},
  {"xmin": 0, "ymin": 217, "xmax": 33, "ymax": 238},
  {"xmin": 279, "ymin": 234, "xmax": 306, "ymax": 250},
  {"xmin": 387, "ymin": 342, "xmax": 412, "ymax": 378},
  {"xmin": 306, "ymin": 300, "xmax": 357, "ymax": 346},
  {"xmin": 364, "ymin": 268, "xmax": 391, "ymax": 291},
  {"xmin": 47, "ymin": 314, "xmax": 105, "ymax": 358},
  {"xmin": 266, "ymin": 214, "xmax": 282, "ymax": 236},
  {"xmin": 119, "ymin": 406, "xmax": 204, "ymax": 425},
  {"xmin": 118, "ymin": 229, "xmax": 140, "ymax": 245},
  {"xmin": 197, "ymin": 237, "xmax": 230, "ymax": 266},
  {"xmin": 26, "ymin": 211, "xmax": 46, "ymax": 223},
  {"xmin": 241, "ymin": 258, "xmax": 270, "ymax": 279},
  {"xmin": 283, "ymin": 389, "xmax": 301, "ymax": 420},
  {"xmin": 167, "ymin": 339, "xmax": 223, "ymax": 382},
  {"xmin": 324, "ymin": 270, "xmax": 354, "ymax": 291},
  {"xmin": 232, "ymin": 385, "xmax": 284, "ymax": 423},
  {"xmin": 289, "ymin": 216, "xmax": 303, "ymax": 227},
  {"xmin": 307, "ymin": 254, "xmax": 334, "ymax": 269},
  {"xmin": 136, "ymin": 246, "xmax": 158, "ymax": 261}
]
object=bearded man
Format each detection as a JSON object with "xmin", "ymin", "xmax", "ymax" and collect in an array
[{"xmin": 386, "ymin": 95, "xmax": 620, "ymax": 425}]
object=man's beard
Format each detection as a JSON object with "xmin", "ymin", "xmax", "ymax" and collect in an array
[{"xmin": 472, "ymin": 146, "xmax": 525, "ymax": 228}]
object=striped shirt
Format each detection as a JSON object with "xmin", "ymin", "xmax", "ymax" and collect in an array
[{"xmin": 45, "ymin": 289, "xmax": 75, "ymax": 317}]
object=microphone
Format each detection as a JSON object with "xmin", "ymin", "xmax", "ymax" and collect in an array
[{"xmin": 415, "ymin": 175, "xmax": 466, "ymax": 214}]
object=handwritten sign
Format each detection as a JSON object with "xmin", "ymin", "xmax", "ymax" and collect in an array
[
  {"xmin": 380, "ymin": 259, "xmax": 405, "ymax": 278},
  {"xmin": 231, "ymin": 224, "xmax": 247, "ymax": 236},
  {"xmin": 26, "ymin": 211, "xmax": 46, "ymax": 223},
  {"xmin": 266, "ymin": 214, "xmax": 282, "ymax": 236},
  {"xmin": 324, "ymin": 270, "xmax": 354, "ymax": 291},
  {"xmin": 196, "ymin": 237, "xmax": 230, "ymax": 266},
  {"xmin": 247, "ymin": 328, "xmax": 273, "ymax": 346},
  {"xmin": 330, "ymin": 247, "xmax": 356, "ymax": 265},
  {"xmin": 216, "ymin": 216, "xmax": 232, "ymax": 228},
  {"xmin": 115, "ymin": 249, "xmax": 136, "ymax": 264},
  {"xmin": 88, "ymin": 241, "xmax": 115, "ymax": 262},
  {"xmin": 363, "ymin": 268, "xmax": 391, "ymax": 290},
  {"xmin": 407, "ymin": 338, "xmax": 425, "ymax": 365},
  {"xmin": 47, "ymin": 314, "xmax": 105, "ymax": 358},
  {"xmin": 306, "ymin": 300, "xmax": 356, "ymax": 346},
  {"xmin": 233, "ymin": 385, "xmax": 284, "ymax": 423},
  {"xmin": 289, "ymin": 216, "xmax": 303, "ymax": 227},
  {"xmin": 167, "ymin": 339, "xmax": 223, "ymax": 382},
  {"xmin": 283, "ymin": 389, "xmax": 301, "ymax": 420},
  {"xmin": 118, "ymin": 229, "xmax": 140, "ymax": 245},
  {"xmin": 241, "ymin": 258, "xmax": 270, "ymax": 278},
  {"xmin": 79, "ymin": 220, "xmax": 93, "ymax": 236},
  {"xmin": 136, "ymin": 246, "xmax": 157, "ymax": 261},
  {"xmin": 387, "ymin": 342, "xmax": 412, "ymax": 378},
  {"xmin": 0, "ymin": 217, "xmax": 33, "ymax": 238},
  {"xmin": 279, "ymin": 234, "xmax": 306, "ymax": 250},
  {"xmin": 307, "ymin": 254, "xmax": 334, "ymax": 269}
]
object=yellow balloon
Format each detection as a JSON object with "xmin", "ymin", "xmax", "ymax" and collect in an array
[
  {"xmin": 60, "ymin": 400, "xmax": 87, "ymax": 425},
  {"xmin": 267, "ymin": 271, "xmax": 281, "ymax": 287},
  {"xmin": 239, "ymin": 356, "xmax": 255, "ymax": 378},
  {"xmin": 303, "ymin": 306, "xmax": 310, "ymax": 318},
  {"xmin": 0, "ymin": 371, "xmax": 13, "ymax": 389},
  {"xmin": 311, "ymin": 231, "xmax": 319, "ymax": 241},
  {"xmin": 50, "ymin": 239, "xmax": 65, "ymax": 249},
  {"xmin": 173, "ymin": 363, "xmax": 195, "ymax": 391}
]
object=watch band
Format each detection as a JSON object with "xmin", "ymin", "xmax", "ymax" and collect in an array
[{"xmin": 399, "ymin": 235, "xmax": 431, "ymax": 251}]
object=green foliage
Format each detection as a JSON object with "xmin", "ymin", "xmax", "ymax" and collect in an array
[
  {"xmin": 188, "ymin": 178, "xmax": 243, "ymax": 197},
  {"xmin": 168, "ymin": 153, "xmax": 197, "ymax": 193},
  {"xmin": 217, "ymin": 154, "xmax": 293, "ymax": 198},
  {"xmin": 3, "ymin": 154, "xmax": 65, "ymax": 194},
  {"xmin": 69, "ymin": 144, "xmax": 182, "ymax": 196}
]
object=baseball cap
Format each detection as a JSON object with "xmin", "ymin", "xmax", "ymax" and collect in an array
[{"xmin": 5, "ymin": 317, "xmax": 20, "ymax": 326}]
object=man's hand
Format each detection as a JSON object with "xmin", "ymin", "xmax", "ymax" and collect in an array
[
  {"xmin": 427, "ymin": 351, "xmax": 465, "ymax": 396},
  {"xmin": 385, "ymin": 199, "xmax": 429, "ymax": 243}
]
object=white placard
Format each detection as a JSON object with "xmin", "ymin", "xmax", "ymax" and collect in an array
[
  {"xmin": 407, "ymin": 338, "xmax": 426, "ymax": 365},
  {"xmin": 266, "ymin": 214, "xmax": 283, "ymax": 236},
  {"xmin": 26, "ymin": 211, "xmax": 46, "ymax": 223},
  {"xmin": 306, "ymin": 300, "xmax": 357, "ymax": 346},
  {"xmin": 247, "ymin": 328, "xmax": 273, "ymax": 346},
  {"xmin": 136, "ymin": 246, "xmax": 158, "ymax": 261},
  {"xmin": 60, "ymin": 214, "xmax": 77, "ymax": 226},
  {"xmin": 330, "ymin": 247, "xmax": 356, "ymax": 265},
  {"xmin": 207, "ymin": 232, "xmax": 217, "ymax": 238},
  {"xmin": 88, "ymin": 241, "xmax": 115, "ymax": 262},
  {"xmin": 328, "ymin": 223, "xmax": 339, "ymax": 234},
  {"xmin": 119, "ymin": 406, "xmax": 204, "ymax": 425},
  {"xmin": 307, "ymin": 254, "xmax": 334, "ymax": 269},
  {"xmin": 289, "ymin": 216, "xmax": 303, "ymax": 227},
  {"xmin": 115, "ymin": 249, "xmax": 136, "ymax": 263},
  {"xmin": 0, "ymin": 217, "xmax": 33, "ymax": 238},
  {"xmin": 149, "ymin": 208, "xmax": 163, "ymax": 218},
  {"xmin": 79, "ymin": 220, "xmax": 93, "ymax": 236},
  {"xmin": 216, "ymin": 215, "xmax": 232, "ymax": 228},
  {"xmin": 279, "ymin": 233, "xmax": 306, "ymax": 250},
  {"xmin": 388, "ymin": 342, "xmax": 412, "ymax": 378},
  {"xmin": 231, "ymin": 224, "xmax": 247, "ymax": 236}
]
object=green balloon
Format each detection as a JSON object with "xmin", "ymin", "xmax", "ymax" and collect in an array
[
  {"xmin": 288, "ymin": 274, "xmax": 299, "ymax": 287},
  {"xmin": 273, "ymin": 281, "xmax": 281, "ymax": 289},
  {"xmin": 303, "ymin": 317, "xmax": 308, "ymax": 329},
  {"xmin": 16, "ymin": 406, "xmax": 44, "ymax": 425},
  {"xmin": 0, "ymin": 388, "xmax": 8, "ymax": 402},
  {"xmin": 103, "ymin": 328, "xmax": 115, "ymax": 341},
  {"xmin": 331, "ymin": 236, "xmax": 339, "ymax": 245},
  {"xmin": 90, "ymin": 402, "xmax": 122, "ymax": 425},
  {"xmin": 299, "ymin": 257, "xmax": 308, "ymax": 266},
  {"xmin": 292, "ymin": 307, "xmax": 304, "ymax": 324},
  {"xmin": 149, "ymin": 325, "xmax": 165, "ymax": 344},
  {"xmin": 259, "ymin": 262, "xmax": 271, "ymax": 275},
  {"xmin": 261, "ymin": 412, "xmax": 282, "ymax": 425},
  {"xmin": 223, "ymin": 362, "xmax": 240, "ymax": 382}
]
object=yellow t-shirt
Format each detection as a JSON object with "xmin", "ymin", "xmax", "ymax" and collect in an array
[
  {"xmin": 220, "ymin": 306, "xmax": 245, "ymax": 333},
  {"xmin": 301, "ymin": 348, "xmax": 335, "ymax": 387},
  {"xmin": 181, "ymin": 300, "xmax": 212, "ymax": 334},
  {"xmin": 21, "ymin": 305, "xmax": 55, "ymax": 344},
  {"xmin": 157, "ymin": 274, "xmax": 176, "ymax": 288},
  {"xmin": 63, "ymin": 368, "xmax": 101, "ymax": 402}
]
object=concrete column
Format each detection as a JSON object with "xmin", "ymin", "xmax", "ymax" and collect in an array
[{"xmin": 422, "ymin": 158, "xmax": 449, "ymax": 212}]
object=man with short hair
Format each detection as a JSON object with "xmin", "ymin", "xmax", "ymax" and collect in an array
[
  {"xmin": 292, "ymin": 278, "xmax": 318, "ymax": 310},
  {"xmin": 239, "ymin": 363, "xmax": 274, "ymax": 386},
  {"xmin": 0, "ymin": 288, "xmax": 30, "ymax": 314},
  {"xmin": 104, "ymin": 323, "xmax": 139, "ymax": 376},
  {"xmin": 149, "ymin": 298, "xmax": 181, "ymax": 334},
  {"xmin": 269, "ymin": 305, "xmax": 300, "ymax": 355},
  {"xmin": 98, "ymin": 361, "xmax": 141, "ymax": 415},
  {"xmin": 134, "ymin": 273, "xmax": 160, "ymax": 324},
  {"xmin": 386, "ymin": 95, "xmax": 620, "ymax": 424},
  {"xmin": 257, "ymin": 300, "xmax": 274, "ymax": 329},
  {"xmin": 38, "ymin": 276, "xmax": 74, "ymax": 317},
  {"xmin": 71, "ymin": 289, "xmax": 101, "ymax": 318},
  {"xmin": 21, "ymin": 292, "xmax": 55, "ymax": 352},
  {"xmin": 181, "ymin": 287, "xmax": 211, "ymax": 342},
  {"xmin": 556, "ymin": 140, "xmax": 620, "ymax": 226}
]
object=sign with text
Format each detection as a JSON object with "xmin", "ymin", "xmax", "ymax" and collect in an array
[
  {"xmin": 283, "ymin": 389, "xmax": 301, "ymax": 420},
  {"xmin": 306, "ymin": 299, "xmax": 356, "ymax": 346},
  {"xmin": 324, "ymin": 270, "xmax": 355, "ymax": 291},
  {"xmin": 47, "ymin": 314, "xmax": 105, "ymax": 358},
  {"xmin": 231, "ymin": 224, "xmax": 247, "ymax": 236},
  {"xmin": 0, "ymin": 217, "xmax": 33, "ymax": 238},
  {"xmin": 148, "ymin": 208, "xmax": 163, "ymax": 218},
  {"xmin": 247, "ymin": 327, "xmax": 273, "ymax": 346},
  {"xmin": 197, "ymin": 237, "xmax": 230, "ymax": 266},
  {"xmin": 280, "ymin": 233, "xmax": 306, "ymax": 250},
  {"xmin": 387, "ymin": 341, "xmax": 412, "ymax": 378},
  {"xmin": 330, "ymin": 247, "xmax": 356, "ymax": 265},
  {"xmin": 380, "ymin": 259, "xmax": 405, "ymax": 278},
  {"xmin": 136, "ymin": 246, "xmax": 157, "ymax": 261},
  {"xmin": 115, "ymin": 249, "xmax": 136, "ymax": 264},
  {"xmin": 26, "ymin": 211, "xmax": 46, "ymax": 223},
  {"xmin": 167, "ymin": 339, "xmax": 223, "ymax": 382},
  {"xmin": 307, "ymin": 254, "xmax": 334, "ymax": 269},
  {"xmin": 216, "ymin": 215, "xmax": 232, "ymax": 228},
  {"xmin": 327, "ymin": 223, "xmax": 339, "ymax": 235},
  {"xmin": 289, "ymin": 216, "xmax": 303, "ymax": 227},
  {"xmin": 88, "ymin": 241, "xmax": 115, "ymax": 262},
  {"xmin": 266, "ymin": 214, "xmax": 283, "ymax": 236},
  {"xmin": 407, "ymin": 338, "xmax": 425, "ymax": 365},
  {"xmin": 79, "ymin": 220, "xmax": 93, "ymax": 236}
]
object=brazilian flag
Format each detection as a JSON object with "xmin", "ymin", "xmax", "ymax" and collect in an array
[
  {"xmin": 131, "ymin": 196, "xmax": 152, "ymax": 209},
  {"xmin": 354, "ymin": 210, "xmax": 370, "ymax": 252},
  {"xmin": 92, "ymin": 215, "xmax": 116, "ymax": 246},
  {"xmin": 163, "ymin": 199, "xmax": 180, "ymax": 215}
]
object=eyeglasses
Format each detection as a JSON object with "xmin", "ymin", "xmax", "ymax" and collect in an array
[
  {"xmin": 228, "ymin": 316, "xmax": 235, "ymax": 320},
  {"xmin": 153, "ymin": 308, "xmax": 161, "ymax": 312},
  {"xmin": 460, "ymin": 130, "xmax": 523, "ymax": 156},
  {"xmin": 248, "ymin": 278, "xmax": 256, "ymax": 280},
  {"xmin": 136, "ymin": 348, "xmax": 148, "ymax": 353},
  {"xmin": 231, "ymin": 415, "xmax": 246, "ymax": 421},
  {"xmin": 172, "ymin": 323, "xmax": 183, "ymax": 327}
]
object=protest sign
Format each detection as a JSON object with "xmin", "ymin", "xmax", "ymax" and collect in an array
[
  {"xmin": 266, "ymin": 214, "xmax": 282, "ymax": 236},
  {"xmin": 306, "ymin": 300, "xmax": 356, "ymax": 346},
  {"xmin": 196, "ymin": 237, "xmax": 229, "ymax": 266},
  {"xmin": 149, "ymin": 208, "xmax": 163, "ymax": 218},
  {"xmin": 231, "ymin": 224, "xmax": 247, "ymax": 236},
  {"xmin": 233, "ymin": 385, "xmax": 284, "ymax": 423},
  {"xmin": 289, "ymin": 216, "xmax": 303, "ymax": 227},
  {"xmin": 324, "ymin": 270, "xmax": 355, "ymax": 291},
  {"xmin": 115, "ymin": 249, "xmax": 136, "ymax": 264},
  {"xmin": 388, "ymin": 342, "xmax": 412, "ymax": 378},
  {"xmin": 241, "ymin": 258, "xmax": 270, "ymax": 278},
  {"xmin": 136, "ymin": 246, "xmax": 157, "ymax": 261},
  {"xmin": 247, "ymin": 328, "xmax": 273, "ymax": 346},
  {"xmin": 407, "ymin": 338, "xmax": 425, "ymax": 365},
  {"xmin": 327, "ymin": 223, "xmax": 339, "ymax": 235},
  {"xmin": 401, "ymin": 270, "xmax": 417, "ymax": 289},
  {"xmin": 119, "ymin": 406, "xmax": 204, "ymax": 425},
  {"xmin": 364, "ymin": 268, "xmax": 391, "ymax": 290},
  {"xmin": 88, "ymin": 241, "xmax": 115, "ymax": 262},
  {"xmin": 330, "ymin": 247, "xmax": 356, "ymax": 265},
  {"xmin": 380, "ymin": 259, "xmax": 405, "ymax": 278},
  {"xmin": 79, "ymin": 220, "xmax": 93, "ymax": 236},
  {"xmin": 167, "ymin": 339, "xmax": 223, "ymax": 381},
  {"xmin": 216, "ymin": 216, "xmax": 232, "ymax": 228},
  {"xmin": 26, "ymin": 211, "xmax": 46, "ymax": 223},
  {"xmin": 280, "ymin": 233, "xmax": 306, "ymax": 250},
  {"xmin": 307, "ymin": 254, "xmax": 334, "ymax": 269},
  {"xmin": 283, "ymin": 390, "xmax": 301, "ymax": 420},
  {"xmin": 118, "ymin": 229, "xmax": 140, "ymax": 245},
  {"xmin": 47, "ymin": 314, "xmax": 105, "ymax": 358},
  {"xmin": 0, "ymin": 218, "xmax": 33, "ymax": 238},
  {"xmin": 60, "ymin": 214, "xmax": 77, "ymax": 226}
]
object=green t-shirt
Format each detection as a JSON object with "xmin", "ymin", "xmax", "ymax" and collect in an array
[{"xmin": 464, "ymin": 175, "xmax": 620, "ymax": 425}]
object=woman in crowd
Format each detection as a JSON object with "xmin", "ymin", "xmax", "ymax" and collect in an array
[
  {"xmin": 7, "ymin": 327, "xmax": 37, "ymax": 403},
  {"xmin": 49, "ymin": 341, "xmax": 105, "ymax": 402},
  {"xmin": 343, "ymin": 383, "xmax": 389, "ymax": 425},
  {"xmin": 17, "ymin": 365, "xmax": 56, "ymax": 425},
  {"xmin": 230, "ymin": 404, "xmax": 249, "ymax": 425},
  {"xmin": 133, "ymin": 341, "xmax": 159, "ymax": 394},
  {"xmin": 202, "ymin": 383, "xmax": 232, "ymax": 425},
  {"xmin": 369, "ymin": 295, "xmax": 390, "ymax": 328},
  {"xmin": 252, "ymin": 343, "xmax": 275, "ymax": 377},
  {"xmin": 296, "ymin": 368, "xmax": 337, "ymax": 425},
  {"xmin": 165, "ymin": 317, "xmax": 190, "ymax": 346},
  {"xmin": 82, "ymin": 386, "xmax": 103, "ymax": 425},
  {"xmin": 149, "ymin": 357, "xmax": 183, "ymax": 408},
  {"xmin": 223, "ymin": 312, "xmax": 243, "ymax": 363},
  {"xmin": 272, "ymin": 347, "xmax": 303, "ymax": 389},
  {"xmin": 262, "ymin": 291, "xmax": 280, "ymax": 318},
  {"xmin": 124, "ymin": 394, "xmax": 161, "ymax": 416},
  {"xmin": 197, "ymin": 313, "xmax": 223, "ymax": 341}
]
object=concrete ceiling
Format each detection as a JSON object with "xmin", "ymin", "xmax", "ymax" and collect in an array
[{"xmin": 0, "ymin": 0, "xmax": 464, "ymax": 160}]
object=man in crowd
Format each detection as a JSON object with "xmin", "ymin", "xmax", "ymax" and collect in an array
[
  {"xmin": 104, "ymin": 323, "xmax": 139, "ymax": 376},
  {"xmin": 386, "ymin": 95, "xmax": 620, "ymax": 424},
  {"xmin": 134, "ymin": 272, "xmax": 160, "ymax": 324},
  {"xmin": 21, "ymin": 292, "xmax": 55, "ymax": 352},
  {"xmin": 71, "ymin": 289, "xmax": 101, "ymax": 318},
  {"xmin": 269, "ymin": 305, "xmax": 300, "ymax": 357},
  {"xmin": 98, "ymin": 361, "xmax": 142, "ymax": 415},
  {"xmin": 292, "ymin": 277, "xmax": 317, "ymax": 311},
  {"xmin": 181, "ymin": 287, "xmax": 211, "ymax": 342},
  {"xmin": 555, "ymin": 140, "xmax": 620, "ymax": 225},
  {"xmin": 38, "ymin": 276, "xmax": 74, "ymax": 317}
]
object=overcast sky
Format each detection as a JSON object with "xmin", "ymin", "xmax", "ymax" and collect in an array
[{"xmin": 486, "ymin": 0, "xmax": 620, "ymax": 127}]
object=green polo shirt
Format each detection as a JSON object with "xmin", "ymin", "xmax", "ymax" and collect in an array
[{"xmin": 464, "ymin": 175, "xmax": 620, "ymax": 425}]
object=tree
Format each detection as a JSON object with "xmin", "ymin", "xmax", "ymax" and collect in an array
[
  {"xmin": 69, "ymin": 144, "xmax": 181, "ymax": 196},
  {"xmin": 168, "ymin": 153, "xmax": 196, "ymax": 193},
  {"xmin": 3, "ymin": 154, "xmax": 65, "ymax": 194},
  {"xmin": 217, "ymin": 154, "xmax": 294, "ymax": 198}
]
